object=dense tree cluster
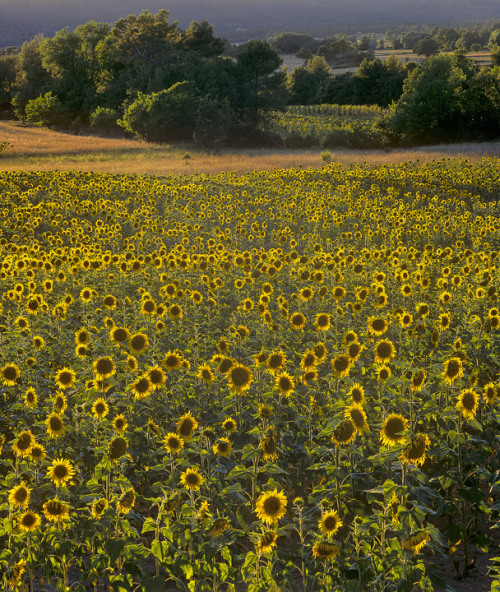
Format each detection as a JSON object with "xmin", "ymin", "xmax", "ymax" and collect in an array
[
  {"xmin": 0, "ymin": 12, "xmax": 499, "ymax": 147},
  {"xmin": 0, "ymin": 10, "xmax": 288, "ymax": 145}
]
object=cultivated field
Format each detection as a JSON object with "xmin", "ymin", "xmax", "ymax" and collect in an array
[{"xmin": 0, "ymin": 153, "xmax": 499, "ymax": 591}]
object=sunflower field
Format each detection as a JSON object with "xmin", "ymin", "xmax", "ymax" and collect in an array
[
  {"xmin": 266, "ymin": 105, "xmax": 388, "ymax": 149},
  {"xmin": 1, "ymin": 159, "xmax": 500, "ymax": 592}
]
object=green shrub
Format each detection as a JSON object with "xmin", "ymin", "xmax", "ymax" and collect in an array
[
  {"xmin": 25, "ymin": 91, "xmax": 63, "ymax": 128},
  {"xmin": 89, "ymin": 107, "xmax": 119, "ymax": 132}
]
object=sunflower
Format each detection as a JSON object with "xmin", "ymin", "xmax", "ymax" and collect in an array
[
  {"xmin": 256, "ymin": 530, "xmax": 278, "ymax": 553},
  {"xmin": 117, "ymin": 489, "xmax": 136, "ymax": 514},
  {"xmin": 193, "ymin": 364, "xmax": 213, "ymax": 385},
  {"xmin": 300, "ymin": 351, "xmax": 317, "ymax": 371},
  {"xmin": 91, "ymin": 498, "xmax": 109, "ymax": 519},
  {"xmin": 110, "ymin": 326, "xmax": 129, "ymax": 345},
  {"xmin": 438, "ymin": 313, "xmax": 451, "ymax": 331},
  {"xmin": 55, "ymin": 367, "xmax": 76, "ymax": 390},
  {"xmin": 376, "ymin": 365, "xmax": 391, "ymax": 382},
  {"xmin": 312, "ymin": 542, "xmax": 340, "ymax": 560},
  {"xmin": 47, "ymin": 458, "xmax": 75, "ymax": 487},
  {"xmin": 54, "ymin": 392, "xmax": 67, "ymax": 414},
  {"xmin": 331, "ymin": 419, "xmax": 356, "ymax": 445},
  {"xmin": 168, "ymin": 304, "xmax": 183, "ymax": 320},
  {"xmin": 289, "ymin": 312, "xmax": 306, "ymax": 330},
  {"xmin": 89, "ymin": 397, "xmax": 109, "ymax": 421},
  {"xmin": 255, "ymin": 489, "xmax": 287, "ymax": 525},
  {"xmin": 18, "ymin": 510, "xmax": 41, "ymax": 533},
  {"xmin": 109, "ymin": 436, "xmax": 128, "ymax": 460},
  {"xmin": 210, "ymin": 518, "xmax": 230, "ymax": 537},
  {"xmin": 275, "ymin": 372, "xmax": 295, "ymax": 397},
  {"xmin": 129, "ymin": 332, "xmax": 149, "ymax": 355},
  {"xmin": 24, "ymin": 387, "xmax": 38, "ymax": 408},
  {"xmin": 349, "ymin": 384, "xmax": 365, "ymax": 406},
  {"xmin": 102, "ymin": 294, "xmax": 117, "ymax": 310},
  {"xmin": 75, "ymin": 328, "xmax": 90, "ymax": 346},
  {"xmin": 80, "ymin": 287, "xmax": 93, "ymax": 302},
  {"xmin": 46, "ymin": 412, "xmax": 65, "ymax": 438},
  {"xmin": 398, "ymin": 311, "xmax": 413, "ymax": 329},
  {"xmin": 120, "ymin": 357, "xmax": 134, "ymax": 376},
  {"xmin": 374, "ymin": 339, "xmax": 395, "ymax": 364},
  {"xmin": 222, "ymin": 417, "xmax": 237, "ymax": 432},
  {"xmin": 30, "ymin": 444, "xmax": 46, "ymax": 462},
  {"xmin": 146, "ymin": 366, "xmax": 165, "ymax": 390},
  {"xmin": 416, "ymin": 302, "xmax": 430, "ymax": 318},
  {"xmin": 8, "ymin": 482, "xmax": 31, "ymax": 508},
  {"xmin": 319, "ymin": 509, "xmax": 343, "ymax": 536},
  {"xmin": 346, "ymin": 341, "xmax": 364, "ymax": 362},
  {"xmin": 443, "ymin": 357, "xmax": 464, "ymax": 385},
  {"xmin": 456, "ymin": 388, "xmax": 479, "ymax": 419},
  {"xmin": 313, "ymin": 342, "xmax": 328, "ymax": 362},
  {"xmin": 1, "ymin": 363, "xmax": 20, "ymax": 386},
  {"xmin": 130, "ymin": 375, "xmax": 152, "ymax": 400},
  {"xmin": 213, "ymin": 438, "xmax": 232, "ymax": 458},
  {"xmin": 261, "ymin": 427, "xmax": 278, "ymax": 461},
  {"xmin": 141, "ymin": 299, "xmax": 156, "ymax": 316},
  {"xmin": 180, "ymin": 467, "xmax": 204, "ymax": 491},
  {"xmin": 401, "ymin": 434, "xmax": 430, "ymax": 466},
  {"xmin": 13, "ymin": 430, "xmax": 35, "ymax": 457},
  {"xmin": 93, "ymin": 357, "xmax": 116, "ymax": 380},
  {"xmin": 113, "ymin": 414, "xmax": 128, "ymax": 433},
  {"xmin": 332, "ymin": 286, "xmax": 345, "ymax": 302},
  {"xmin": 267, "ymin": 351, "xmax": 287, "ymax": 374},
  {"xmin": 177, "ymin": 412, "xmax": 198, "ymax": 441},
  {"xmin": 345, "ymin": 405, "xmax": 369, "ymax": 434},
  {"xmin": 227, "ymin": 363, "xmax": 253, "ymax": 395},
  {"xmin": 314, "ymin": 313, "xmax": 331, "ymax": 332},
  {"xmin": 380, "ymin": 414, "xmax": 408, "ymax": 447},
  {"xmin": 403, "ymin": 531, "xmax": 430, "ymax": 554},
  {"xmin": 163, "ymin": 351, "xmax": 183, "ymax": 371},
  {"xmin": 411, "ymin": 369, "xmax": 426, "ymax": 393},
  {"xmin": 259, "ymin": 403, "xmax": 273, "ymax": 418},
  {"xmin": 164, "ymin": 432, "xmax": 184, "ymax": 454},
  {"xmin": 483, "ymin": 383, "xmax": 497, "ymax": 405},
  {"xmin": 33, "ymin": 335, "xmax": 45, "ymax": 350},
  {"xmin": 331, "ymin": 355, "xmax": 351, "ymax": 379},
  {"xmin": 368, "ymin": 317, "xmax": 389, "ymax": 336}
]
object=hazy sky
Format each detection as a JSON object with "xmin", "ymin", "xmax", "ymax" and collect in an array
[{"xmin": 1, "ymin": 0, "xmax": 499, "ymax": 46}]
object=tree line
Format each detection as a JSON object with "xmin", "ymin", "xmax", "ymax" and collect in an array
[{"xmin": 0, "ymin": 10, "xmax": 499, "ymax": 147}]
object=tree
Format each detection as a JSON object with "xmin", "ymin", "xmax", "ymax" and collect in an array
[
  {"xmin": 387, "ymin": 54, "xmax": 499, "ymax": 143},
  {"xmin": 12, "ymin": 35, "xmax": 52, "ymax": 120},
  {"xmin": 289, "ymin": 56, "xmax": 331, "ymax": 105},
  {"xmin": 413, "ymin": 37, "xmax": 440, "ymax": 58},
  {"xmin": 235, "ymin": 40, "xmax": 288, "ymax": 126},
  {"xmin": 352, "ymin": 57, "xmax": 406, "ymax": 107},
  {"xmin": 0, "ymin": 53, "xmax": 18, "ymax": 110},
  {"xmin": 25, "ymin": 91, "xmax": 63, "ymax": 127},
  {"xmin": 183, "ymin": 21, "xmax": 225, "ymax": 57},
  {"xmin": 118, "ymin": 81, "xmax": 198, "ymax": 142}
]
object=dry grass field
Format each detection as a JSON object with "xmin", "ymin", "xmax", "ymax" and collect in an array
[{"xmin": 0, "ymin": 121, "xmax": 499, "ymax": 176}]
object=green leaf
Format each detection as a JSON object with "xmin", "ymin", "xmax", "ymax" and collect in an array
[
  {"xmin": 141, "ymin": 517, "xmax": 157, "ymax": 534},
  {"xmin": 141, "ymin": 575, "xmax": 165, "ymax": 592},
  {"xmin": 105, "ymin": 539, "xmax": 125, "ymax": 564}
]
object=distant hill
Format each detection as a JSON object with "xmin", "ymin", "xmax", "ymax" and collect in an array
[{"xmin": 1, "ymin": 0, "xmax": 499, "ymax": 47}]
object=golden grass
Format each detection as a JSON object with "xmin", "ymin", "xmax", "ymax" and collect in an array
[{"xmin": 0, "ymin": 121, "xmax": 499, "ymax": 177}]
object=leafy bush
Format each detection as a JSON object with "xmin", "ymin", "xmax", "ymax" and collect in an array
[
  {"xmin": 25, "ymin": 91, "xmax": 63, "ymax": 127},
  {"xmin": 118, "ymin": 81, "xmax": 199, "ymax": 143},
  {"xmin": 89, "ymin": 107, "xmax": 119, "ymax": 132}
]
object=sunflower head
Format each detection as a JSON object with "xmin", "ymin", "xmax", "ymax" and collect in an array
[
  {"xmin": 255, "ymin": 489, "xmax": 287, "ymax": 525},
  {"xmin": 180, "ymin": 467, "xmax": 204, "ymax": 490},
  {"xmin": 164, "ymin": 432, "xmax": 184, "ymax": 454},
  {"xmin": 319, "ymin": 509, "xmax": 343, "ymax": 536},
  {"xmin": 380, "ymin": 414, "xmax": 408, "ymax": 447},
  {"xmin": 331, "ymin": 419, "xmax": 356, "ymax": 445}
]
